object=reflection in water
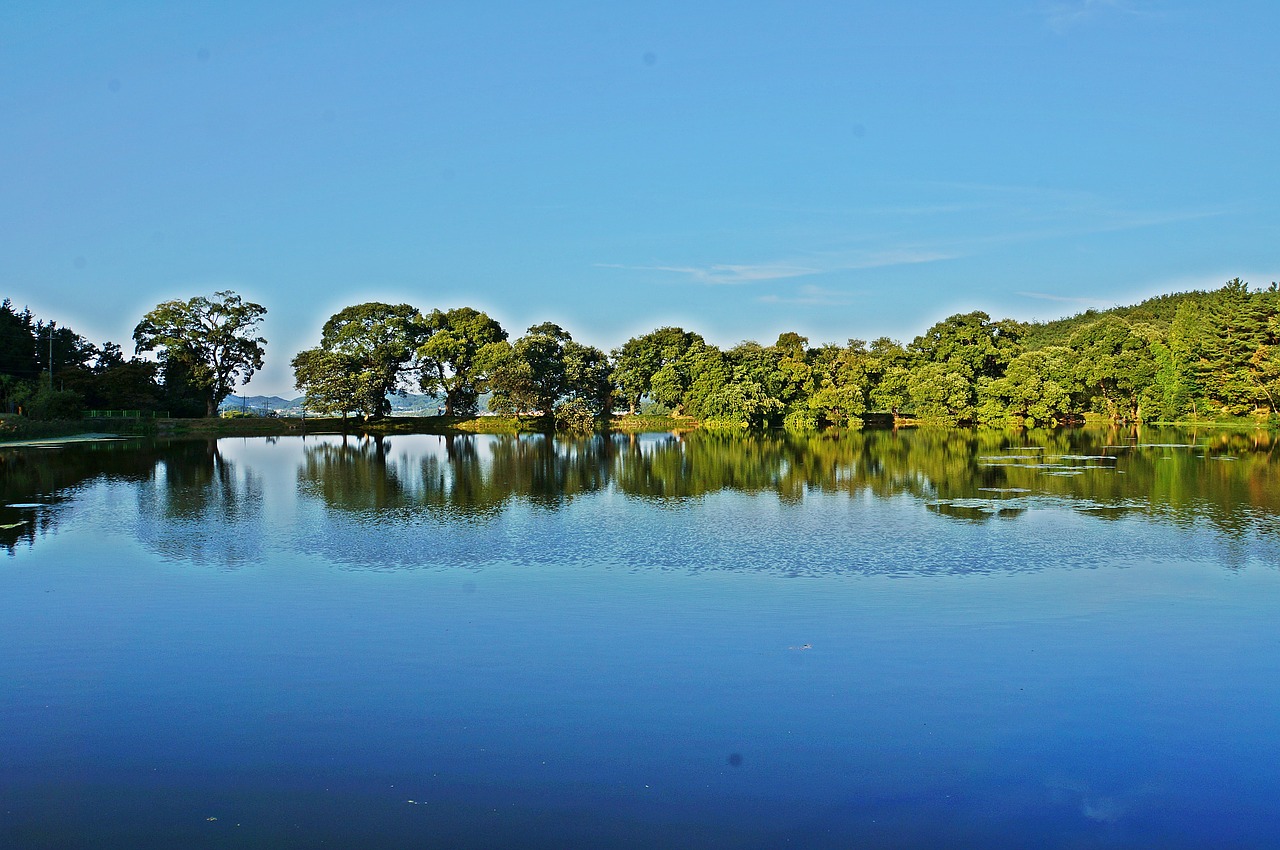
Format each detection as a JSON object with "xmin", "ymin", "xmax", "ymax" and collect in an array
[
  {"xmin": 135, "ymin": 439, "xmax": 265, "ymax": 566},
  {"xmin": 0, "ymin": 439, "xmax": 166, "ymax": 555},
  {"xmin": 285, "ymin": 427, "xmax": 1280, "ymax": 571},
  {"xmin": 0, "ymin": 438, "xmax": 264, "ymax": 565},
  {"xmin": 294, "ymin": 427, "xmax": 1280, "ymax": 527},
  {"xmin": 5, "ymin": 429, "xmax": 1277, "ymax": 849},
  {"xmin": 4, "ymin": 427, "xmax": 1277, "ymax": 568}
]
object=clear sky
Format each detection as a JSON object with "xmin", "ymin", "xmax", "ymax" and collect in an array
[{"xmin": 3, "ymin": 1, "xmax": 1278, "ymax": 396}]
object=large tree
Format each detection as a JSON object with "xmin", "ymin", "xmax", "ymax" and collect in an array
[
  {"xmin": 611, "ymin": 327, "xmax": 704, "ymax": 414},
  {"xmin": 910, "ymin": 311, "xmax": 1024, "ymax": 381},
  {"xmin": 1068, "ymin": 316, "xmax": 1157, "ymax": 422},
  {"xmin": 488, "ymin": 322, "xmax": 611, "ymax": 430},
  {"xmin": 488, "ymin": 323, "xmax": 572, "ymax": 423},
  {"xmin": 0, "ymin": 300, "xmax": 38, "ymax": 382},
  {"xmin": 291, "ymin": 348, "xmax": 375, "ymax": 420},
  {"xmin": 133, "ymin": 291, "xmax": 267, "ymax": 417},
  {"xmin": 416, "ymin": 307, "xmax": 508, "ymax": 416},
  {"xmin": 305, "ymin": 302, "xmax": 424, "ymax": 419}
]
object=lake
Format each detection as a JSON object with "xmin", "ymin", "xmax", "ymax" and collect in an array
[{"xmin": 2, "ymin": 427, "xmax": 1278, "ymax": 849}]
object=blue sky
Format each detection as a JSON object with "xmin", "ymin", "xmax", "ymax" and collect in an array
[{"xmin": 3, "ymin": 0, "xmax": 1277, "ymax": 395}]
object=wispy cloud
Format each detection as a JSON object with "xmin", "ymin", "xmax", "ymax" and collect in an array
[
  {"xmin": 595, "ymin": 262, "xmax": 822, "ymax": 285},
  {"xmin": 1016, "ymin": 291, "xmax": 1111, "ymax": 306},
  {"xmin": 598, "ymin": 248, "xmax": 955, "ymax": 286},
  {"xmin": 757, "ymin": 284, "xmax": 854, "ymax": 307},
  {"xmin": 1041, "ymin": 0, "xmax": 1154, "ymax": 33},
  {"xmin": 908, "ymin": 181, "xmax": 1233, "ymax": 251}
]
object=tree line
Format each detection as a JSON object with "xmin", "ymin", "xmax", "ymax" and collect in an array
[
  {"xmin": 2, "ymin": 278, "xmax": 1278, "ymax": 429},
  {"xmin": 0, "ymin": 291, "xmax": 264, "ymax": 420}
]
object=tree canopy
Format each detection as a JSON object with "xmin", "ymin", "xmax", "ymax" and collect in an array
[
  {"xmin": 417, "ymin": 307, "xmax": 508, "ymax": 416},
  {"xmin": 133, "ymin": 291, "xmax": 267, "ymax": 418},
  {"xmin": 12, "ymin": 276, "xmax": 1280, "ymax": 429},
  {"xmin": 299, "ymin": 302, "xmax": 424, "ymax": 419}
]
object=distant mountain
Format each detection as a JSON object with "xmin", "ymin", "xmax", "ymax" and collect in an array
[
  {"xmin": 387, "ymin": 393, "xmax": 445, "ymax": 414},
  {"xmin": 218, "ymin": 393, "xmax": 446, "ymax": 415},
  {"xmin": 219, "ymin": 395, "xmax": 301, "ymax": 413}
]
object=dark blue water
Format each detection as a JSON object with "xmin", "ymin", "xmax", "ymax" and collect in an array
[{"xmin": 2, "ymin": 431, "xmax": 1279, "ymax": 848}]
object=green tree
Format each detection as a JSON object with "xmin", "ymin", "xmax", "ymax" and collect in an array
[
  {"xmin": 807, "ymin": 340, "xmax": 871, "ymax": 427},
  {"xmin": 311, "ymin": 302, "xmax": 424, "ymax": 419},
  {"xmin": 1069, "ymin": 316, "xmax": 1157, "ymax": 422},
  {"xmin": 1197, "ymin": 279, "xmax": 1273, "ymax": 414},
  {"xmin": 0, "ymin": 299, "xmax": 39, "ymax": 387},
  {"xmin": 291, "ymin": 348, "xmax": 376, "ymax": 420},
  {"xmin": 488, "ymin": 323, "xmax": 610, "ymax": 430},
  {"xmin": 908, "ymin": 362, "xmax": 974, "ymax": 424},
  {"xmin": 679, "ymin": 342, "xmax": 734, "ymax": 420},
  {"xmin": 10, "ymin": 384, "xmax": 84, "ymax": 420},
  {"xmin": 1167, "ymin": 300, "xmax": 1207, "ymax": 418},
  {"xmin": 611, "ymin": 327, "xmax": 704, "ymax": 414},
  {"xmin": 977, "ymin": 346, "xmax": 1079, "ymax": 427},
  {"xmin": 910, "ymin": 311, "xmax": 1024, "ymax": 381},
  {"xmin": 87, "ymin": 353, "xmax": 163, "ymax": 411},
  {"xmin": 489, "ymin": 323, "xmax": 569, "ymax": 422},
  {"xmin": 417, "ymin": 307, "xmax": 509, "ymax": 416},
  {"xmin": 563, "ymin": 338, "xmax": 613, "ymax": 420},
  {"xmin": 1252, "ymin": 285, "xmax": 1280, "ymax": 414},
  {"xmin": 866, "ymin": 338, "xmax": 911, "ymax": 416},
  {"xmin": 697, "ymin": 379, "xmax": 782, "ymax": 430},
  {"xmin": 133, "ymin": 291, "xmax": 267, "ymax": 417}
]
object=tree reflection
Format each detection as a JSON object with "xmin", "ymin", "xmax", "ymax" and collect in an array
[
  {"xmin": 0, "ymin": 439, "xmax": 166, "ymax": 554},
  {"xmin": 0, "ymin": 438, "xmax": 264, "ymax": 564},
  {"xmin": 134, "ymin": 439, "xmax": 265, "ymax": 566},
  {"xmin": 7, "ymin": 428, "xmax": 1278, "ymax": 566},
  {"xmin": 288, "ymin": 428, "xmax": 1280, "ymax": 547},
  {"xmin": 297, "ymin": 434, "xmax": 617, "ymax": 521}
]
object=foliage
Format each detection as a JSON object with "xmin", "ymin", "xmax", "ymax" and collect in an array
[
  {"xmin": 488, "ymin": 323, "xmax": 611, "ymax": 430},
  {"xmin": 908, "ymin": 362, "xmax": 975, "ymax": 425},
  {"xmin": 15, "ymin": 276, "xmax": 1280, "ymax": 432},
  {"xmin": 554, "ymin": 397, "xmax": 597, "ymax": 435},
  {"xmin": 9, "ymin": 385, "xmax": 84, "ymax": 420},
  {"xmin": 133, "ymin": 290, "xmax": 267, "ymax": 417},
  {"xmin": 417, "ymin": 307, "xmax": 509, "ymax": 416},
  {"xmin": 292, "ymin": 348, "xmax": 372, "ymax": 419},
  {"xmin": 909, "ymin": 311, "xmax": 1023, "ymax": 382},
  {"xmin": 0, "ymin": 300, "xmax": 39, "ymax": 386},
  {"xmin": 977, "ymin": 347, "xmax": 1078, "ymax": 427},
  {"xmin": 301, "ymin": 302, "xmax": 423, "ymax": 419},
  {"xmin": 611, "ymin": 327, "xmax": 704, "ymax": 414},
  {"xmin": 1068, "ymin": 316, "xmax": 1157, "ymax": 422}
]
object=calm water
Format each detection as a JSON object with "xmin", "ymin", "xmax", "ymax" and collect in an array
[{"xmin": 2, "ymin": 428, "xmax": 1278, "ymax": 849}]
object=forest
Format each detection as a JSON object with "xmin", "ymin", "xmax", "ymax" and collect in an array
[{"xmin": 2, "ymin": 278, "xmax": 1278, "ymax": 431}]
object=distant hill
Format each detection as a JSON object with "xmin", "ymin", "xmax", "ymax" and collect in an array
[
  {"xmin": 1021, "ymin": 289, "xmax": 1217, "ymax": 349},
  {"xmin": 218, "ymin": 393, "xmax": 446, "ymax": 415},
  {"xmin": 219, "ymin": 395, "xmax": 301, "ymax": 414}
]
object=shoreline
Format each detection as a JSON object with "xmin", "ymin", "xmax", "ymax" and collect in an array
[{"xmin": 2, "ymin": 411, "xmax": 1276, "ymax": 445}]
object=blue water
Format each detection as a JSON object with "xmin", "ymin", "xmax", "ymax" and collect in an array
[{"xmin": 2, "ymin": 432, "xmax": 1279, "ymax": 848}]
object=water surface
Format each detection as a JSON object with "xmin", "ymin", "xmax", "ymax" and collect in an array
[{"xmin": 2, "ymin": 428, "xmax": 1278, "ymax": 848}]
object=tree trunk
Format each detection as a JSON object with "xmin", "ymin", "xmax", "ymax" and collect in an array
[{"xmin": 206, "ymin": 396, "xmax": 218, "ymax": 418}]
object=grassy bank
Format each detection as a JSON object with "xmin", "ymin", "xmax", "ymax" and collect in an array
[
  {"xmin": 8, "ymin": 410, "xmax": 1272, "ymax": 445},
  {"xmin": 0, "ymin": 412, "xmax": 693, "ymax": 442}
]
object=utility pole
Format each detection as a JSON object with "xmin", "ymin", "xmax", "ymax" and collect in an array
[{"xmin": 47, "ymin": 321, "xmax": 55, "ymax": 390}]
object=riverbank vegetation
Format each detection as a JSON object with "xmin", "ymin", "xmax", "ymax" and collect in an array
[{"xmin": 3, "ymin": 278, "xmax": 1279, "ymax": 436}]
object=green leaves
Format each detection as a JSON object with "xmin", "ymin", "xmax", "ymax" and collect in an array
[
  {"xmin": 488, "ymin": 323, "xmax": 610, "ymax": 428},
  {"xmin": 417, "ymin": 308, "xmax": 509, "ymax": 416},
  {"xmin": 133, "ymin": 290, "xmax": 267, "ymax": 417},
  {"xmin": 296, "ymin": 303, "xmax": 425, "ymax": 420}
]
